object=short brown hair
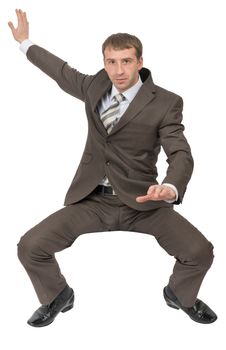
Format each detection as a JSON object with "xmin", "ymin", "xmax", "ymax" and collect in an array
[{"xmin": 102, "ymin": 33, "xmax": 143, "ymax": 60}]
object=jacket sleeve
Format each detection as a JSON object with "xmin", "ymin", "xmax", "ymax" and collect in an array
[
  {"xmin": 26, "ymin": 45, "xmax": 94, "ymax": 101},
  {"xmin": 159, "ymin": 96, "xmax": 194, "ymax": 203}
]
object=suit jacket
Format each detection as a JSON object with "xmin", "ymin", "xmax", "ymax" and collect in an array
[{"xmin": 26, "ymin": 45, "xmax": 194, "ymax": 211}]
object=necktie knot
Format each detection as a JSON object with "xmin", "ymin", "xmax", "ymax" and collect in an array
[{"xmin": 114, "ymin": 93, "xmax": 125, "ymax": 104}]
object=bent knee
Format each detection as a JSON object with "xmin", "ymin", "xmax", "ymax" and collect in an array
[
  {"xmin": 190, "ymin": 240, "xmax": 214, "ymax": 269},
  {"xmin": 17, "ymin": 235, "xmax": 31, "ymax": 265},
  {"xmin": 17, "ymin": 229, "xmax": 41, "ymax": 265}
]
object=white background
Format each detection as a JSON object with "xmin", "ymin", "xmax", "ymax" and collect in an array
[{"xmin": 1, "ymin": 0, "xmax": 225, "ymax": 348}]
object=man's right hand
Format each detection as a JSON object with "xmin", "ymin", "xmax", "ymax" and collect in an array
[{"xmin": 8, "ymin": 9, "xmax": 29, "ymax": 43}]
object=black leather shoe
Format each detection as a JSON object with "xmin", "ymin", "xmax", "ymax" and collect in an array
[
  {"xmin": 163, "ymin": 286, "xmax": 217, "ymax": 324},
  {"xmin": 27, "ymin": 285, "xmax": 74, "ymax": 327}
]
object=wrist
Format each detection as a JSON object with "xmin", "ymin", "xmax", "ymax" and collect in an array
[
  {"xmin": 19, "ymin": 39, "xmax": 34, "ymax": 54},
  {"xmin": 162, "ymin": 183, "xmax": 178, "ymax": 203},
  {"xmin": 18, "ymin": 36, "xmax": 29, "ymax": 43}
]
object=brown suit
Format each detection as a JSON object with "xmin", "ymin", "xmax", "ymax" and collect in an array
[{"xmin": 18, "ymin": 45, "xmax": 214, "ymax": 307}]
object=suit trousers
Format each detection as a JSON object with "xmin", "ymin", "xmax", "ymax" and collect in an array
[{"xmin": 18, "ymin": 191, "xmax": 214, "ymax": 307}]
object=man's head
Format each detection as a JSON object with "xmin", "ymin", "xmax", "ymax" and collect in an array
[{"xmin": 102, "ymin": 33, "xmax": 143, "ymax": 92}]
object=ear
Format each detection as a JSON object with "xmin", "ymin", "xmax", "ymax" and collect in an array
[
  {"xmin": 138, "ymin": 56, "xmax": 143, "ymax": 70},
  {"xmin": 103, "ymin": 57, "xmax": 107, "ymax": 71}
]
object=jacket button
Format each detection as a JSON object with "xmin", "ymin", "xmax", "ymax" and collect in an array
[{"xmin": 106, "ymin": 161, "xmax": 110, "ymax": 165}]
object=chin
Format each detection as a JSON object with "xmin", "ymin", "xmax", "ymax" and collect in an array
[{"xmin": 115, "ymin": 83, "xmax": 128, "ymax": 92}]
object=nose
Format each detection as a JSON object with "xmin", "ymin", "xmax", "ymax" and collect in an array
[{"xmin": 116, "ymin": 63, "xmax": 124, "ymax": 75}]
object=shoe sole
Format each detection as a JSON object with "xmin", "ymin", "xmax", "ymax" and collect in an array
[
  {"xmin": 61, "ymin": 303, "xmax": 74, "ymax": 313},
  {"xmin": 165, "ymin": 301, "xmax": 180, "ymax": 310}
]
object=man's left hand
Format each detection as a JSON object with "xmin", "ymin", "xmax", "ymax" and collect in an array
[{"xmin": 136, "ymin": 184, "xmax": 176, "ymax": 203}]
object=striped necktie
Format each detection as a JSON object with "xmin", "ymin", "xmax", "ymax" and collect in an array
[{"xmin": 100, "ymin": 93, "xmax": 125, "ymax": 134}]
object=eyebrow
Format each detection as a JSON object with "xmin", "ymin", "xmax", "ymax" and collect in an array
[{"xmin": 105, "ymin": 57, "xmax": 134, "ymax": 61}]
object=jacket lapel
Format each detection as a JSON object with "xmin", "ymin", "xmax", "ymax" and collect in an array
[
  {"xmin": 89, "ymin": 68, "xmax": 156, "ymax": 137},
  {"xmin": 88, "ymin": 70, "xmax": 111, "ymax": 136},
  {"xmin": 110, "ymin": 81, "xmax": 156, "ymax": 135},
  {"xmin": 110, "ymin": 69, "xmax": 156, "ymax": 135}
]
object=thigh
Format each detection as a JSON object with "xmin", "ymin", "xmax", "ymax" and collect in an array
[
  {"xmin": 132, "ymin": 207, "xmax": 212, "ymax": 259},
  {"xmin": 19, "ymin": 195, "xmax": 106, "ymax": 255}
]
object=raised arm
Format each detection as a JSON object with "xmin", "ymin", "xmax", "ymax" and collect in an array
[{"xmin": 8, "ymin": 9, "xmax": 94, "ymax": 101}]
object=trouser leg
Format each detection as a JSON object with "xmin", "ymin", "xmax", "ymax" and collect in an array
[
  {"xmin": 130, "ymin": 207, "xmax": 214, "ymax": 307},
  {"xmin": 17, "ymin": 196, "xmax": 106, "ymax": 304}
]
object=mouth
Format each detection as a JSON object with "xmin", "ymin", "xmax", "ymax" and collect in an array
[{"xmin": 116, "ymin": 78, "xmax": 127, "ymax": 83}]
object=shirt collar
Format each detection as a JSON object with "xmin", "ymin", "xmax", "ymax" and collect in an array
[{"xmin": 110, "ymin": 76, "xmax": 143, "ymax": 102}]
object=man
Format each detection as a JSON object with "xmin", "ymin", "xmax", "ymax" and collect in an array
[{"xmin": 9, "ymin": 9, "xmax": 217, "ymax": 327}]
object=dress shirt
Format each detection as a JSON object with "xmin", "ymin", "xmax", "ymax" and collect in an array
[{"xmin": 97, "ymin": 77, "xmax": 143, "ymax": 119}]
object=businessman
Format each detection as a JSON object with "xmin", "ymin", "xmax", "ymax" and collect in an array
[{"xmin": 9, "ymin": 9, "xmax": 217, "ymax": 327}]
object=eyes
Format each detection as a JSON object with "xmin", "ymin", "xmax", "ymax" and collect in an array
[{"xmin": 107, "ymin": 59, "xmax": 132, "ymax": 65}]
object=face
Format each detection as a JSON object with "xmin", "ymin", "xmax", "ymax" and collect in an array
[{"xmin": 104, "ymin": 46, "xmax": 143, "ymax": 92}]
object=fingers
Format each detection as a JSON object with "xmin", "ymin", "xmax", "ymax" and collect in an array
[
  {"xmin": 136, "ymin": 194, "xmax": 152, "ymax": 203},
  {"xmin": 8, "ymin": 9, "xmax": 24, "ymax": 32},
  {"xmin": 16, "ymin": 9, "xmax": 28, "ymax": 25},
  {"xmin": 148, "ymin": 185, "xmax": 163, "ymax": 197},
  {"xmin": 136, "ymin": 185, "xmax": 176, "ymax": 203},
  {"xmin": 8, "ymin": 21, "xmax": 15, "ymax": 32},
  {"xmin": 23, "ymin": 11, "xmax": 29, "ymax": 25},
  {"xmin": 10, "ymin": 9, "xmax": 28, "ymax": 28},
  {"xmin": 18, "ymin": 9, "xmax": 28, "ymax": 24},
  {"xmin": 16, "ymin": 9, "xmax": 23, "ymax": 27}
]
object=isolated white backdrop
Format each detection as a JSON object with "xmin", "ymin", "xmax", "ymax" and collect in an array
[{"xmin": 0, "ymin": 0, "xmax": 225, "ymax": 348}]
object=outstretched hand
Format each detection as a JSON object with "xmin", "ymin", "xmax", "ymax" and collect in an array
[
  {"xmin": 8, "ymin": 9, "xmax": 29, "ymax": 43},
  {"xmin": 136, "ymin": 184, "xmax": 176, "ymax": 203}
]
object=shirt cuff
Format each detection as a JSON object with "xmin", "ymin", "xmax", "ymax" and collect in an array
[
  {"xmin": 19, "ymin": 39, "xmax": 34, "ymax": 54},
  {"xmin": 162, "ymin": 183, "xmax": 178, "ymax": 203}
]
